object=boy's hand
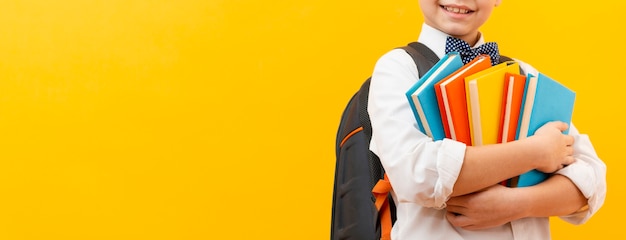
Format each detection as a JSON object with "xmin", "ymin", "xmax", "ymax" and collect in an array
[
  {"xmin": 529, "ymin": 121, "xmax": 575, "ymax": 173},
  {"xmin": 446, "ymin": 184, "xmax": 526, "ymax": 230}
]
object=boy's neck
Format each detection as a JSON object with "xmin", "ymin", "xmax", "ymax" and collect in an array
[{"xmin": 422, "ymin": 22, "xmax": 482, "ymax": 47}]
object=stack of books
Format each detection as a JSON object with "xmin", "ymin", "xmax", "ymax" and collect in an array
[{"xmin": 406, "ymin": 52, "xmax": 576, "ymax": 187}]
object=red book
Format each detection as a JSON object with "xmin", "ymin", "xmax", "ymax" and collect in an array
[
  {"xmin": 497, "ymin": 72, "xmax": 526, "ymax": 187},
  {"xmin": 498, "ymin": 72, "xmax": 527, "ymax": 143},
  {"xmin": 434, "ymin": 55, "xmax": 492, "ymax": 145}
]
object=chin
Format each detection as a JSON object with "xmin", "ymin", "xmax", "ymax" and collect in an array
[{"xmin": 440, "ymin": 26, "xmax": 475, "ymax": 38}]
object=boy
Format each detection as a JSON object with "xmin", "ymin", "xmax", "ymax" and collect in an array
[{"xmin": 367, "ymin": 0, "xmax": 606, "ymax": 239}]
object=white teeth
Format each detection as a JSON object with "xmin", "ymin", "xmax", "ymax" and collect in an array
[{"xmin": 445, "ymin": 6, "xmax": 470, "ymax": 14}]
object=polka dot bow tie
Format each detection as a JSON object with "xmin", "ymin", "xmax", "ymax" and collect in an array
[{"xmin": 445, "ymin": 36, "xmax": 500, "ymax": 66}]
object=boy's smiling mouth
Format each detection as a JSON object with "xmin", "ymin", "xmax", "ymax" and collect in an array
[{"xmin": 441, "ymin": 5, "xmax": 473, "ymax": 14}]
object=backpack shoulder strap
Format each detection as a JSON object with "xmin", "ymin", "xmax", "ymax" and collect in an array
[
  {"xmin": 403, "ymin": 42, "xmax": 440, "ymax": 78},
  {"xmin": 369, "ymin": 42, "xmax": 439, "ymax": 240},
  {"xmin": 500, "ymin": 55, "xmax": 514, "ymax": 63},
  {"xmin": 499, "ymin": 55, "xmax": 525, "ymax": 75},
  {"xmin": 499, "ymin": 55, "xmax": 513, "ymax": 62},
  {"xmin": 361, "ymin": 42, "xmax": 440, "ymax": 141}
]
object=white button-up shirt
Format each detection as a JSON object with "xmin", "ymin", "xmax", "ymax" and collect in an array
[{"xmin": 368, "ymin": 23, "xmax": 606, "ymax": 240}]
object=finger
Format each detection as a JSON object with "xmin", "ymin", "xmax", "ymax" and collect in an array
[
  {"xmin": 566, "ymin": 145, "xmax": 574, "ymax": 156},
  {"xmin": 446, "ymin": 211, "xmax": 471, "ymax": 228},
  {"xmin": 553, "ymin": 121, "xmax": 569, "ymax": 132},
  {"xmin": 445, "ymin": 206, "xmax": 465, "ymax": 215},
  {"xmin": 556, "ymin": 157, "xmax": 575, "ymax": 172},
  {"xmin": 462, "ymin": 223, "xmax": 488, "ymax": 231},
  {"xmin": 445, "ymin": 195, "xmax": 467, "ymax": 206},
  {"xmin": 565, "ymin": 155, "xmax": 575, "ymax": 165},
  {"xmin": 543, "ymin": 121, "xmax": 567, "ymax": 132},
  {"xmin": 565, "ymin": 135, "xmax": 575, "ymax": 146}
]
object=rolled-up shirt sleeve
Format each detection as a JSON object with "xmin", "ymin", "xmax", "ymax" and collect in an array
[
  {"xmin": 555, "ymin": 124, "xmax": 607, "ymax": 224},
  {"xmin": 517, "ymin": 60, "xmax": 606, "ymax": 223},
  {"xmin": 368, "ymin": 49, "xmax": 466, "ymax": 209}
]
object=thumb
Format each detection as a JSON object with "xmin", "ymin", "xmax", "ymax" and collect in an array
[{"xmin": 548, "ymin": 121, "xmax": 569, "ymax": 132}]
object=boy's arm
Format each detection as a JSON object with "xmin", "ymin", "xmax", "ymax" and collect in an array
[
  {"xmin": 450, "ymin": 121, "xmax": 575, "ymax": 197},
  {"xmin": 551, "ymin": 124, "xmax": 607, "ymax": 224},
  {"xmin": 445, "ymin": 174, "xmax": 586, "ymax": 230},
  {"xmin": 368, "ymin": 50, "xmax": 593, "ymax": 208},
  {"xmin": 446, "ymin": 123, "xmax": 606, "ymax": 229},
  {"xmin": 522, "ymin": 174, "xmax": 587, "ymax": 217}
]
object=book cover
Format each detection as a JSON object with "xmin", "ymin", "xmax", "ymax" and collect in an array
[
  {"xmin": 406, "ymin": 52, "xmax": 463, "ymax": 140},
  {"xmin": 464, "ymin": 61, "xmax": 519, "ymax": 146},
  {"xmin": 435, "ymin": 54, "xmax": 492, "ymax": 145},
  {"xmin": 498, "ymin": 72, "xmax": 527, "ymax": 143},
  {"xmin": 514, "ymin": 73, "xmax": 576, "ymax": 187},
  {"xmin": 497, "ymin": 72, "xmax": 527, "ymax": 187}
]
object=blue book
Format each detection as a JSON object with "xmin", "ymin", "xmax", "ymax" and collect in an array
[
  {"xmin": 406, "ymin": 52, "xmax": 463, "ymax": 140},
  {"xmin": 513, "ymin": 72, "xmax": 576, "ymax": 187}
]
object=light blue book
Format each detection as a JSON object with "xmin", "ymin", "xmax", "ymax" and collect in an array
[
  {"xmin": 406, "ymin": 52, "xmax": 463, "ymax": 140},
  {"xmin": 514, "ymin": 72, "xmax": 576, "ymax": 187}
]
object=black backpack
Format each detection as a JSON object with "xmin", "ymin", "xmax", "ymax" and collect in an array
[
  {"xmin": 331, "ymin": 42, "xmax": 516, "ymax": 240},
  {"xmin": 331, "ymin": 42, "xmax": 439, "ymax": 240}
]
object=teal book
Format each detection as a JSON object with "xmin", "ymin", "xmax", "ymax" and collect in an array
[
  {"xmin": 406, "ymin": 52, "xmax": 463, "ymax": 140},
  {"xmin": 512, "ymin": 72, "xmax": 576, "ymax": 187}
]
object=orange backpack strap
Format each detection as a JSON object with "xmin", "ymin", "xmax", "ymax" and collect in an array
[{"xmin": 372, "ymin": 174, "xmax": 393, "ymax": 240}]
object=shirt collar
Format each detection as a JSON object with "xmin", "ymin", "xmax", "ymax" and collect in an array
[{"xmin": 417, "ymin": 23, "xmax": 486, "ymax": 59}]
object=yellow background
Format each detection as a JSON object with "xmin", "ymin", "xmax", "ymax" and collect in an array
[{"xmin": 0, "ymin": 0, "xmax": 621, "ymax": 239}]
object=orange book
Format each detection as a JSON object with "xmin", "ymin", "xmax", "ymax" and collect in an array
[
  {"xmin": 434, "ymin": 55, "xmax": 492, "ymax": 145},
  {"xmin": 498, "ymin": 72, "xmax": 526, "ymax": 143}
]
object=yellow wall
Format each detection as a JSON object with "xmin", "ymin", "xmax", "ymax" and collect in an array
[{"xmin": 0, "ymin": 0, "xmax": 621, "ymax": 239}]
